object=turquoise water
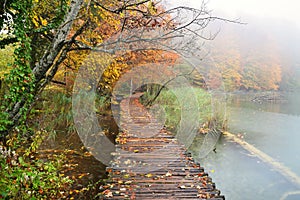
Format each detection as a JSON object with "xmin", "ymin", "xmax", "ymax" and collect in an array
[{"xmin": 190, "ymin": 92, "xmax": 300, "ymax": 200}]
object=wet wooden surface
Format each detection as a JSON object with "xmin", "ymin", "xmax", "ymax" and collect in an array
[{"xmin": 103, "ymin": 93, "xmax": 224, "ymax": 199}]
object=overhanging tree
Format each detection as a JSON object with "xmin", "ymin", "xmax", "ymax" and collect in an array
[{"xmin": 0, "ymin": 0, "xmax": 229, "ymax": 140}]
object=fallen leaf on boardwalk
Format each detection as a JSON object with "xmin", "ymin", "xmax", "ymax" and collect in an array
[
  {"xmin": 78, "ymin": 173, "xmax": 88, "ymax": 179},
  {"xmin": 103, "ymin": 190, "xmax": 113, "ymax": 197},
  {"xmin": 106, "ymin": 168, "xmax": 112, "ymax": 173},
  {"xmin": 83, "ymin": 152, "xmax": 92, "ymax": 157},
  {"xmin": 124, "ymin": 159, "xmax": 131, "ymax": 165},
  {"xmin": 102, "ymin": 185, "xmax": 109, "ymax": 189},
  {"xmin": 145, "ymin": 173, "xmax": 153, "ymax": 178},
  {"xmin": 116, "ymin": 137, "xmax": 127, "ymax": 144},
  {"xmin": 106, "ymin": 192, "xmax": 113, "ymax": 197},
  {"xmin": 125, "ymin": 181, "xmax": 132, "ymax": 184},
  {"xmin": 198, "ymin": 172, "xmax": 204, "ymax": 177},
  {"xmin": 179, "ymin": 185, "xmax": 186, "ymax": 189},
  {"xmin": 165, "ymin": 172, "xmax": 172, "ymax": 177},
  {"xmin": 133, "ymin": 149, "xmax": 139, "ymax": 153},
  {"xmin": 130, "ymin": 192, "xmax": 136, "ymax": 199}
]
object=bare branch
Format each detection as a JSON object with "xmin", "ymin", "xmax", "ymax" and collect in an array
[
  {"xmin": 92, "ymin": 0, "xmax": 150, "ymax": 14},
  {"xmin": 145, "ymin": 67, "xmax": 197, "ymax": 107},
  {"xmin": 51, "ymin": 79, "xmax": 66, "ymax": 85}
]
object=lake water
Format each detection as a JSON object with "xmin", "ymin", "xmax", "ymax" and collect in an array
[{"xmin": 190, "ymin": 92, "xmax": 300, "ymax": 200}]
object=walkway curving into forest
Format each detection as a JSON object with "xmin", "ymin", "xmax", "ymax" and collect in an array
[{"xmin": 102, "ymin": 93, "xmax": 224, "ymax": 199}]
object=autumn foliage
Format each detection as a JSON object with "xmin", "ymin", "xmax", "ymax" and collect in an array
[
  {"xmin": 204, "ymin": 32, "xmax": 282, "ymax": 91},
  {"xmin": 51, "ymin": 1, "xmax": 179, "ymax": 95}
]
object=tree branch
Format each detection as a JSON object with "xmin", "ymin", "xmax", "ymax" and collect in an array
[
  {"xmin": 51, "ymin": 79, "xmax": 66, "ymax": 85},
  {"xmin": 92, "ymin": 0, "xmax": 150, "ymax": 14},
  {"xmin": 145, "ymin": 67, "xmax": 197, "ymax": 107}
]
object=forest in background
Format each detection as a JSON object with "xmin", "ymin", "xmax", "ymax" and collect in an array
[{"xmin": 198, "ymin": 17, "xmax": 300, "ymax": 92}]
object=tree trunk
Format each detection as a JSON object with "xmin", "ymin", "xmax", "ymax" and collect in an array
[
  {"xmin": 1, "ymin": 0, "xmax": 83, "ymax": 139},
  {"xmin": 32, "ymin": 0, "xmax": 83, "ymax": 83}
]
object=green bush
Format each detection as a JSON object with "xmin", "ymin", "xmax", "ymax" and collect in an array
[
  {"xmin": 140, "ymin": 87, "xmax": 226, "ymax": 132},
  {"xmin": 0, "ymin": 131, "xmax": 73, "ymax": 199}
]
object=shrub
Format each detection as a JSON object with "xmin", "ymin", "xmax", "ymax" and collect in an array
[{"xmin": 0, "ymin": 130, "xmax": 73, "ymax": 199}]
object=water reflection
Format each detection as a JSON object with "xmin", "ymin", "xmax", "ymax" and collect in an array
[{"xmin": 189, "ymin": 92, "xmax": 300, "ymax": 200}]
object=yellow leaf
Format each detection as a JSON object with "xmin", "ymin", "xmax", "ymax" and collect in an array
[
  {"xmin": 32, "ymin": 17, "xmax": 39, "ymax": 27},
  {"xmin": 41, "ymin": 18, "xmax": 47, "ymax": 26},
  {"xmin": 145, "ymin": 173, "xmax": 152, "ymax": 178},
  {"xmin": 79, "ymin": 173, "xmax": 86, "ymax": 179},
  {"xmin": 165, "ymin": 172, "xmax": 172, "ymax": 177}
]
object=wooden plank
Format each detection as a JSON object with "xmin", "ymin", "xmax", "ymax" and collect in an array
[{"xmin": 102, "ymin": 93, "xmax": 224, "ymax": 199}]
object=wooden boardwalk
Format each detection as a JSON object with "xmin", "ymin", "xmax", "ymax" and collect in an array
[{"xmin": 103, "ymin": 93, "xmax": 224, "ymax": 199}]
